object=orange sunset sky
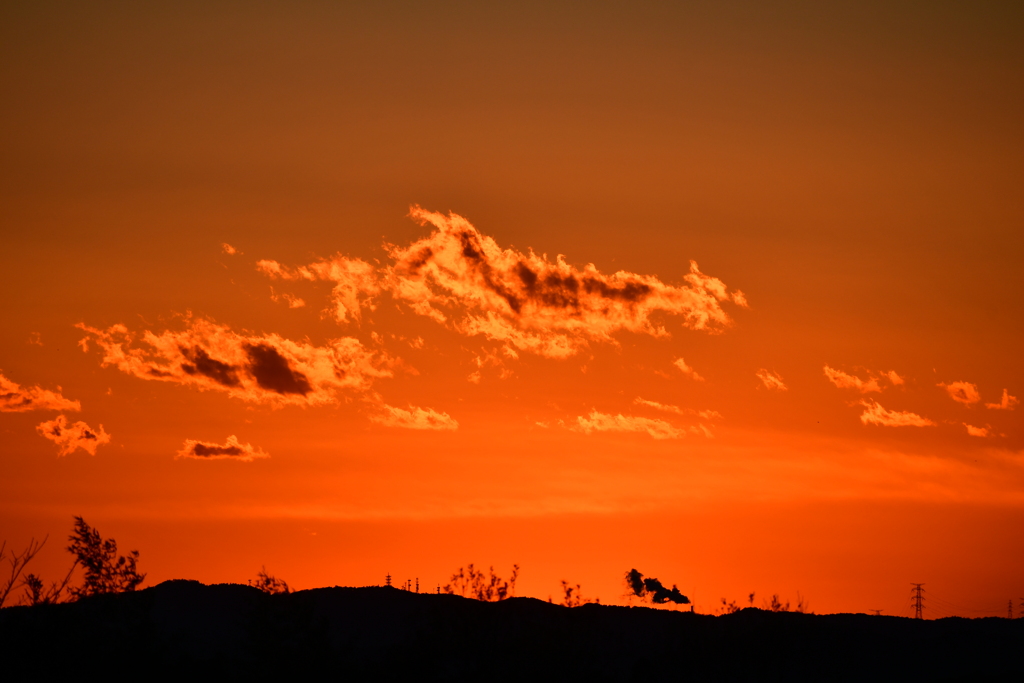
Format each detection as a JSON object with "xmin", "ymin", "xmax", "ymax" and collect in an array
[{"xmin": 2, "ymin": 1, "xmax": 1022, "ymax": 616}]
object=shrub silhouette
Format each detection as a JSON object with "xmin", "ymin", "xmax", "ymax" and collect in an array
[
  {"xmin": 20, "ymin": 569, "xmax": 75, "ymax": 606},
  {"xmin": 252, "ymin": 566, "xmax": 290, "ymax": 594},
  {"xmin": 763, "ymin": 592, "xmax": 810, "ymax": 613},
  {"xmin": 559, "ymin": 580, "xmax": 598, "ymax": 607},
  {"xmin": 625, "ymin": 568, "xmax": 689, "ymax": 605},
  {"xmin": 66, "ymin": 516, "xmax": 145, "ymax": 598},
  {"xmin": 442, "ymin": 563, "xmax": 519, "ymax": 601}
]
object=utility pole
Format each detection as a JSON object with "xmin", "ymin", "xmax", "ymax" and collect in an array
[
  {"xmin": 1009, "ymin": 600, "xmax": 1014, "ymax": 620},
  {"xmin": 911, "ymin": 584, "xmax": 925, "ymax": 620},
  {"xmin": 416, "ymin": 578, "xmax": 419, "ymax": 593}
]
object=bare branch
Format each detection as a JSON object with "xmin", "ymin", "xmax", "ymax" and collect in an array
[{"xmin": 0, "ymin": 536, "xmax": 48, "ymax": 608}]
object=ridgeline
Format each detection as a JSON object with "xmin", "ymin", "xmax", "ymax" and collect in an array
[{"xmin": 1, "ymin": 580, "xmax": 1020, "ymax": 681}]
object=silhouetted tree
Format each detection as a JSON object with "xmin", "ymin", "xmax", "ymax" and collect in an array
[
  {"xmin": 66, "ymin": 516, "xmax": 145, "ymax": 598},
  {"xmin": 252, "ymin": 566, "xmax": 290, "ymax": 594},
  {"xmin": 442, "ymin": 563, "xmax": 519, "ymax": 601},
  {"xmin": 624, "ymin": 568, "xmax": 689, "ymax": 605}
]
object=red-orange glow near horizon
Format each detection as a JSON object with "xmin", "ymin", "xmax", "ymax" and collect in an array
[{"xmin": 2, "ymin": 2, "xmax": 1022, "ymax": 618}]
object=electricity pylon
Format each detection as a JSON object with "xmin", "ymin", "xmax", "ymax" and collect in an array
[{"xmin": 911, "ymin": 583, "xmax": 925, "ymax": 620}]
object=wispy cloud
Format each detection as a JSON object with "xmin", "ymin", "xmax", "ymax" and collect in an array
[
  {"xmin": 755, "ymin": 369, "xmax": 787, "ymax": 391},
  {"xmin": 222, "ymin": 243, "xmax": 239, "ymax": 255},
  {"xmin": 985, "ymin": 388, "xmax": 1019, "ymax": 411},
  {"xmin": 823, "ymin": 366, "xmax": 881, "ymax": 393},
  {"xmin": 632, "ymin": 397, "xmax": 721, "ymax": 421},
  {"xmin": 176, "ymin": 435, "xmax": 269, "ymax": 461},
  {"xmin": 269, "ymin": 288, "xmax": 306, "ymax": 308},
  {"xmin": 468, "ymin": 346, "xmax": 517, "ymax": 383},
  {"xmin": 0, "ymin": 371, "xmax": 81, "ymax": 413},
  {"xmin": 575, "ymin": 410, "xmax": 685, "ymax": 439},
  {"xmin": 884, "ymin": 370, "xmax": 905, "ymax": 386},
  {"xmin": 370, "ymin": 404, "xmax": 459, "ymax": 430},
  {"xmin": 76, "ymin": 318, "xmax": 394, "ymax": 407},
  {"xmin": 258, "ymin": 256, "xmax": 380, "ymax": 324},
  {"xmin": 938, "ymin": 381, "xmax": 981, "ymax": 406},
  {"xmin": 859, "ymin": 400, "xmax": 935, "ymax": 427},
  {"xmin": 964, "ymin": 424, "xmax": 990, "ymax": 438},
  {"xmin": 36, "ymin": 415, "xmax": 110, "ymax": 456},
  {"xmin": 823, "ymin": 366, "xmax": 905, "ymax": 393},
  {"xmin": 672, "ymin": 358, "xmax": 704, "ymax": 381}
]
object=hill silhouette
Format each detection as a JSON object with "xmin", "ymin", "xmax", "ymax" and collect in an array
[{"xmin": 1, "ymin": 580, "xmax": 1021, "ymax": 681}]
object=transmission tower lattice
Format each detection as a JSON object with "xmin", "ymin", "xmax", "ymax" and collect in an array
[{"xmin": 911, "ymin": 583, "xmax": 925, "ymax": 620}]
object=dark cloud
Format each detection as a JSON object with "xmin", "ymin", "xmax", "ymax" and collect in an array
[
  {"xmin": 176, "ymin": 435, "xmax": 268, "ymax": 461},
  {"xmin": 244, "ymin": 343, "xmax": 312, "ymax": 395},
  {"xmin": 180, "ymin": 346, "xmax": 242, "ymax": 388},
  {"xmin": 192, "ymin": 443, "xmax": 244, "ymax": 456}
]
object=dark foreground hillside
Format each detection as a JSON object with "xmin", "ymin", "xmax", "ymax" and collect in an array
[{"xmin": 1, "ymin": 581, "xmax": 1021, "ymax": 681}]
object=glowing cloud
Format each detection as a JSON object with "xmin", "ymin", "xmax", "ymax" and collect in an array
[
  {"xmin": 859, "ymin": 400, "xmax": 935, "ymax": 427},
  {"xmin": 76, "ymin": 318, "xmax": 394, "ymax": 407},
  {"xmin": 938, "ymin": 381, "xmax": 981, "ymax": 406},
  {"xmin": 823, "ymin": 366, "xmax": 881, "ymax": 393},
  {"xmin": 575, "ymin": 410, "xmax": 685, "ymax": 439},
  {"xmin": 0, "ymin": 371, "xmax": 81, "ymax": 413},
  {"xmin": 222, "ymin": 243, "xmax": 239, "ymax": 255},
  {"xmin": 963, "ymin": 424, "xmax": 990, "ymax": 438},
  {"xmin": 884, "ymin": 370, "xmax": 905, "ymax": 386},
  {"xmin": 672, "ymin": 358, "xmax": 704, "ymax": 381},
  {"xmin": 633, "ymin": 397, "xmax": 686, "ymax": 415},
  {"xmin": 176, "ymin": 435, "xmax": 269, "ymax": 461},
  {"xmin": 756, "ymin": 369, "xmax": 787, "ymax": 391},
  {"xmin": 371, "ymin": 404, "xmax": 459, "ymax": 430},
  {"xmin": 258, "ymin": 256, "xmax": 380, "ymax": 324},
  {"xmin": 382, "ymin": 207, "xmax": 747, "ymax": 358},
  {"xmin": 985, "ymin": 388, "xmax": 1019, "ymax": 411},
  {"xmin": 36, "ymin": 415, "xmax": 110, "ymax": 456}
]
